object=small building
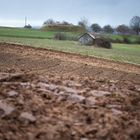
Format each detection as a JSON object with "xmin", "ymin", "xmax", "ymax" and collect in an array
[{"xmin": 78, "ymin": 33, "xmax": 95, "ymax": 46}]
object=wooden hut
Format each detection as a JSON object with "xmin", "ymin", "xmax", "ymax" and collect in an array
[{"xmin": 78, "ymin": 33, "xmax": 95, "ymax": 46}]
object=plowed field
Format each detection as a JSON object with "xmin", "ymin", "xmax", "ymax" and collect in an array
[{"xmin": 0, "ymin": 42, "xmax": 140, "ymax": 140}]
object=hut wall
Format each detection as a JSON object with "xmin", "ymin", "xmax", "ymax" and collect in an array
[{"xmin": 79, "ymin": 34, "xmax": 94, "ymax": 45}]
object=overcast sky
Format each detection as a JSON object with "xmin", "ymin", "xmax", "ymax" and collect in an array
[{"xmin": 0, "ymin": 0, "xmax": 140, "ymax": 27}]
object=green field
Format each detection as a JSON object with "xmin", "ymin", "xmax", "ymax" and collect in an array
[
  {"xmin": 102, "ymin": 33, "xmax": 140, "ymax": 44},
  {"xmin": 0, "ymin": 27, "xmax": 56, "ymax": 39},
  {"xmin": 0, "ymin": 27, "xmax": 140, "ymax": 65},
  {"xmin": 0, "ymin": 27, "xmax": 80, "ymax": 39}
]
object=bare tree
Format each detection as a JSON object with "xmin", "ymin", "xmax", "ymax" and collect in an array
[
  {"xmin": 78, "ymin": 17, "xmax": 88, "ymax": 29},
  {"xmin": 130, "ymin": 16, "xmax": 140, "ymax": 35},
  {"xmin": 43, "ymin": 18, "xmax": 55, "ymax": 25},
  {"xmin": 62, "ymin": 21, "xmax": 72, "ymax": 25}
]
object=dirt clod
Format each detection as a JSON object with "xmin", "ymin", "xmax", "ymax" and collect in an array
[
  {"xmin": 19, "ymin": 112, "xmax": 36, "ymax": 123},
  {"xmin": 7, "ymin": 90, "xmax": 19, "ymax": 97}
]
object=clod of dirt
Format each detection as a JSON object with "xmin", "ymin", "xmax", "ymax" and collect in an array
[
  {"xmin": 89, "ymin": 90, "xmax": 111, "ymax": 97},
  {"xmin": 63, "ymin": 80, "xmax": 82, "ymax": 88},
  {"xmin": 111, "ymin": 108, "xmax": 122, "ymax": 115},
  {"xmin": 0, "ymin": 100, "xmax": 15, "ymax": 116},
  {"xmin": 80, "ymin": 138, "xmax": 89, "ymax": 140},
  {"xmin": 67, "ymin": 94, "xmax": 85, "ymax": 103},
  {"xmin": 0, "ymin": 73, "xmax": 24, "ymax": 82},
  {"xmin": 86, "ymin": 96, "xmax": 96, "ymax": 106},
  {"xmin": 19, "ymin": 112, "xmax": 36, "ymax": 123},
  {"xmin": 61, "ymin": 86, "xmax": 78, "ymax": 94},
  {"xmin": 20, "ymin": 82, "xmax": 31, "ymax": 87},
  {"xmin": 37, "ymin": 82, "xmax": 58, "ymax": 91},
  {"xmin": 7, "ymin": 90, "xmax": 19, "ymax": 97},
  {"xmin": 135, "ymin": 85, "xmax": 140, "ymax": 92},
  {"xmin": 106, "ymin": 104, "xmax": 121, "ymax": 109}
]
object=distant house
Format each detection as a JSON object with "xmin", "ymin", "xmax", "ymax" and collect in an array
[
  {"xmin": 24, "ymin": 24, "xmax": 32, "ymax": 29},
  {"xmin": 79, "ymin": 33, "xmax": 95, "ymax": 46}
]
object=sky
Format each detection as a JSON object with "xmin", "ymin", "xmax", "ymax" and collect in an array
[{"xmin": 0, "ymin": 0, "xmax": 140, "ymax": 27}]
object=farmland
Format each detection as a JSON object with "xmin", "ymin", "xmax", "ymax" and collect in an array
[
  {"xmin": 0, "ymin": 27, "xmax": 80, "ymax": 39},
  {"xmin": 102, "ymin": 33, "xmax": 140, "ymax": 44},
  {"xmin": 0, "ymin": 42, "xmax": 140, "ymax": 140},
  {"xmin": 0, "ymin": 26, "xmax": 140, "ymax": 139},
  {"xmin": 0, "ymin": 27, "xmax": 54, "ymax": 39},
  {"xmin": 0, "ymin": 27, "xmax": 140, "ymax": 65}
]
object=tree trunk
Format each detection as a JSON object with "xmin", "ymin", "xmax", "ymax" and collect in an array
[{"xmin": 136, "ymin": 30, "xmax": 139, "ymax": 35}]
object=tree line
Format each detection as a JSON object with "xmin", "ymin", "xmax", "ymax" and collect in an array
[
  {"xmin": 43, "ymin": 16, "xmax": 140, "ymax": 35},
  {"xmin": 78, "ymin": 16, "xmax": 140, "ymax": 35}
]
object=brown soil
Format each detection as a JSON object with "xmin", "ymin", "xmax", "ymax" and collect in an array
[{"xmin": 0, "ymin": 42, "xmax": 140, "ymax": 140}]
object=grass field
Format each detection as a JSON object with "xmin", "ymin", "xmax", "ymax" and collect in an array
[
  {"xmin": 0, "ymin": 27, "xmax": 56, "ymax": 39},
  {"xmin": 0, "ymin": 27, "xmax": 80, "ymax": 39},
  {"xmin": 102, "ymin": 33, "xmax": 140, "ymax": 44},
  {"xmin": 0, "ymin": 27, "xmax": 140, "ymax": 65}
]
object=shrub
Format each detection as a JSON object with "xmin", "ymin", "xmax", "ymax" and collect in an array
[
  {"xmin": 66, "ymin": 36, "xmax": 78, "ymax": 41},
  {"xmin": 54, "ymin": 32, "xmax": 78, "ymax": 41},
  {"xmin": 107, "ymin": 38, "xmax": 123, "ymax": 43},
  {"xmin": 115, "ymin": 39, "xmax": 123, "ymax": 43},
  {"xmin": 136, "ymin": 38, "xmax": 140, "ymax": 44},
  {"xmin": 54, "ymin": 33, "xmax": 66, "ymax": 40},
  {"xmin": 123, "ymin": 37, "xmax": 131, "ymax": 44},
  {"xmin": 42, "ymin": 25, "xmax": 85, "ymax": 33},
  {"xmin": 95, "ymin": 38, "xmax": 112, "ymax": 49}
]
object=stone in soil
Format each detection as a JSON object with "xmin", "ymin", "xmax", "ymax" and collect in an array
[
  {"xmin": 7, "ymin": 90, "xmax": 19, "ymax": 97},
  {"xmin": 0, "ymin": 100, "xmax": 15, "ymax": 116},
  {"xmin": 61, "ymin": 86, "xmax": 78, "ymax": 94},
  {"xmin": 67, "ymin": 94, "xmax": 85, "ymax": 103},
  {"xmin": 86, "ymin": 96, "xmax": 96, "ymax": 106},
  {"xmin": 89, "ymin": 90, "xmax": 111, "ymax": 97},
  {"xmin": 19, "ymin": 112, "xmax": 36, "ymax": 123},
  {"xmin": 37, "ymin": 82, "xmax": 57, "ymax": 91}
]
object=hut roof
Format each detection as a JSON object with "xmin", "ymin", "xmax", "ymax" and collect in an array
[{"xmin": 79, "ymin": 33, "xmax": 95, "ymax": 39}]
